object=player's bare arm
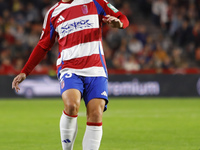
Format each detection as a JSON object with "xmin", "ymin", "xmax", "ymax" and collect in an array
[
  {"xmin": 12, "ymin": 73, "xmax": 26, "ymax": 92},
  {"xmin": 102, "ymin": 15, "xmax": 123, "ymax": 28}
]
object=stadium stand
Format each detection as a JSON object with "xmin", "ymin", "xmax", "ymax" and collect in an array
[{"xmin": 1, "ymin": 0, "xmax": 200, "ymax": 75}]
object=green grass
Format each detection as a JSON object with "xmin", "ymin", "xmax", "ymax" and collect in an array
[{"xmin": 0, "ymin": 98, "xmax": 200, "ymax": 150}]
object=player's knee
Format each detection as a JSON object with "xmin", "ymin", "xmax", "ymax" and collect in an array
[
  {"xmin": 88, "ymin": 109, "xmax": 103, "ymax": 122},
  {"xmin": 64, "ymin": 101, "xmax": 79, "ymax": 116},
  {"xmin": 62, "ymin": 89, "xmax": 81, "ymax": 115}
]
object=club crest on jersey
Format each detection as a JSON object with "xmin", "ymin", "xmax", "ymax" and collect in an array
[
  {"xmin": 61, "ymin": 79, "xmax": 65, "ymax": 89},
  {"xmin": 81, "ymin": 5, "xmax": 88, "ymax": 14}
]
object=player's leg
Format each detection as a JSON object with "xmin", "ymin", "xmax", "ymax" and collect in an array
[
  {"xmin": 82, "ymin": 76, "xmax": 108, "ymax": 150},
  {"xmin": 86, "ymin": 98, "xmax": 105, "ymax": 123},
  {"xmin": 82, "ymin": 98, "xmax": 106, "ymax": 150},
  {"xmin": 62, "ymin": 89, "xmax": 81, "ymax": 116},
  {"xmin": 60, "ymin": 89, "xmax": 81, "ymax": 150},
  {"xmin": 59, "ymin": 73, "xmax": 84, "ymax": 150}
]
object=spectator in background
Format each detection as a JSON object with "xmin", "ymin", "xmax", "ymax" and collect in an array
[
  {"xmin": 177, "ymin": 19, "xmax": 194, "ymax": 47},
  {"xmin": 135, "ymin": 25, "xmax": 148, "ymax": 45},
  {"xmin": 112, "ymin": 41, "xmax": 129, "ymax": 69},
  {"xmin": 14, "ymin": 57, "xmax": 24, "ymax": 72},
  {"xmin": 185, "ymin": 42, "xmax": 195, "ymax": 62},
  {"xmin": 169, "ymin": 13, "xmax": 183, "ymax": 37},
  {"xmin": 171, "ymin": 47, "xmax": 185, "ymax": 68},
  {"xmin": 26, "ymin": 3, "xmax": 40, "ymax": 22},
  {"xmin": 152, "ymin": 0, "xmax": 169, "ymax": 30},
  {"xmin": 123, "ymin": 55, "xmax": 140, "ymax": 71},
  {"xmin": 128, "ymin": 37, "xmax": 143, "ymax": 55},
  {"xmin": 112, "ymin": 52, "xmax": 125, "ymax": 69},
  {"xmin": 153, "ymin": 43, "xmax": 169, "ymax": 69},
  {"xmin": 0, "ymin": 48, "xmax": 16, "ymax": 74},
  {"xmin": 138, "ymin": 44, "xmax": 154, "ymax": 69},
  {"xmin": 122, "ymin": 24, "xmax": 137, "ymax": 42},
  {"xmin": 187, "ymin": 3, "xmax": 198, "ymax": 25}
]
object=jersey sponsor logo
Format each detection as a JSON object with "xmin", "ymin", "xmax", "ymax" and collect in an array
[
  {"xmin": 107, "ymin": 3, "xmax": 119, "ymax": 13},
  {"xmin": 81, "ymin": 5, "xmax": 88, "ymax": 14},
  {"xmin": 61, "ymin": 19, "xmax": 93, "ymax": 36},
  {"xmin": 57, "ymin": 15, "xmax": 65, "ymax": 23},
  {"xmin": 101, "ymin": 91, "xmax": 108, "ymax": 97}
]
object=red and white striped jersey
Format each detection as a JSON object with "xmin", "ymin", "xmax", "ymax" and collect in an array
[{"xmin": 37, "ymin": 0, "xmax": 128, "ymax": 78}]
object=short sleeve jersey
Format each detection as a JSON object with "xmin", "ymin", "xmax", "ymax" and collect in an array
[{"xmin": 38, "ymin": 0, "xmax": 123, "ymax": 78}]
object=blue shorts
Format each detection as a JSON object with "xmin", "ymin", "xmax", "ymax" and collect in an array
[{"xmin": 60, "ymin": 73, "xmax": 108, "ymax": 111}]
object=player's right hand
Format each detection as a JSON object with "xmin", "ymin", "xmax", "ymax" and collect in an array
[{"xmin": 12, "ymin": 73, "xmax": 26, "ymax": 92}]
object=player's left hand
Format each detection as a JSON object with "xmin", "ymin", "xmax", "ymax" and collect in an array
[{"xmin": 102, "ymin": 15, "xmax": 123, "ymax": 28}]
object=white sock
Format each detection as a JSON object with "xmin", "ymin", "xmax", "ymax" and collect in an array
[
  {"xmin": 60, "ymin": 111, "xmax": 78, "ymax": 150},
  {"xmin": 82, "ymin": 122, "xmax": 103, "ymax": 150}
]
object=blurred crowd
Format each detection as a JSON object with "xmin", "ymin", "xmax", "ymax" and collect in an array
[{"xmin": 1, "ymin": 0, "xmax": 200, "ymax": 75}]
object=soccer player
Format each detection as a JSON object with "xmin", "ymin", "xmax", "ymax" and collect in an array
[{"xmin": 12, "ymin": 0, "xmax": 129, "ymax": 149}]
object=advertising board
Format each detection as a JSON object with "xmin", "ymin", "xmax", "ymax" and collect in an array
[{"xmin": 0, "ymin": 74, "xmax": 200, "ymax": 98}]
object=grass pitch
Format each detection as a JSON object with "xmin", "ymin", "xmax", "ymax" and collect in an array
[{"xmin": 0, "ymin": 98, "xmax": 200, "ymax": 150}]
